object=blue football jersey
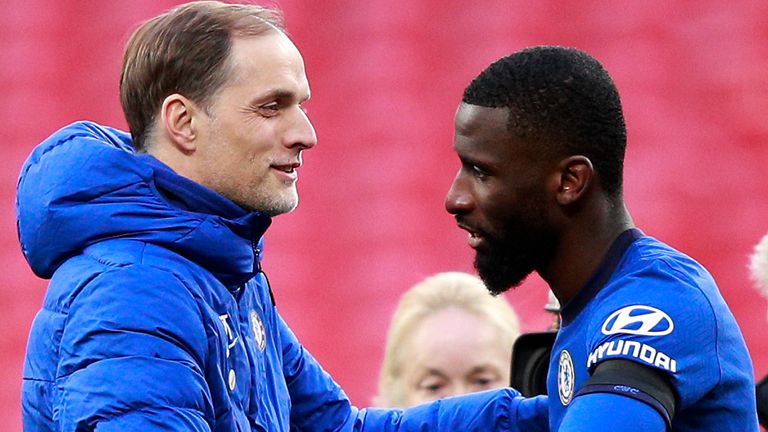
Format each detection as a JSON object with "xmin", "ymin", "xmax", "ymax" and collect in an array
[{"xmin": 548, "ymin": 229, "xmax": 758, "ymax": 431}]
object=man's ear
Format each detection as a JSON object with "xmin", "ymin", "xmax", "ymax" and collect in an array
[
  {"xmin": 555, "ymin": 155, "xmax": 593, "ymax": 206},
  {"xmin": 160, "ymin": 94, "xmax": 200, "ymax": 154}
]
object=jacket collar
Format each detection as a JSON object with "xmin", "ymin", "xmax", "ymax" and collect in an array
[{"xmin": 140, "ymin": 154, "xmax": 272, "ymax": 287}]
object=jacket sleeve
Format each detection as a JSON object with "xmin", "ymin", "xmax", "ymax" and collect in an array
[
  {"xmin": 279, "ymin": 312, "xmax": 549, "ymax": 432},
  {"xmin": 54, "ymin": 265, "xmax": 214, "ymax": 431}
]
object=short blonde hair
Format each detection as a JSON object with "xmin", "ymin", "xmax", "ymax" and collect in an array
[
  {"xmin": 750, "ymin": 233, "xmax": 768, "ymax": 297},
  {"xmin": 376, "ymin": 272, "xmax": 520, "ymax": 407}
]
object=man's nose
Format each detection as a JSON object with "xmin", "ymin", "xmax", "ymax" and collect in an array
[
  {"xmin": 286, "ymin": 108, "xmax": 317, "ymax": 150},
  {"xmin": 445, "ymin": 172, "xmax": 472, "ymax": 215}
]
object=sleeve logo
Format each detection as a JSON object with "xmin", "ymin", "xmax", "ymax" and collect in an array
[{"xmin": 601, "ymin": 305, "xmax": 674, "ymax": 336}]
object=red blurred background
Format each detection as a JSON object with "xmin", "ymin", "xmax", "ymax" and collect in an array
[{"xmin": 2, "ymin": 1, "xmax": 767, "ymax": 430}]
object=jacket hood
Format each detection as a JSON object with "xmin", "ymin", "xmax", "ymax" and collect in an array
[{"xmin": 17, "ymin": 121, "xmax": 271, "ymax": 285}]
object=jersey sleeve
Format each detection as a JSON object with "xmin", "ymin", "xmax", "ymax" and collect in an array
[
  {"xmin": 583, "ymin": 260, "xmax": 721, "ymax": 410},
  {"xmin": 559, "ymin": 392, "xmax": 666, "ymax": 431},
  {"xmin": 576, "ymin": 359, "xmax": 675, "ymax": 428},
  {"xmin": 54, "ymin": 265, "xmax": 214, "ymax": 431}
]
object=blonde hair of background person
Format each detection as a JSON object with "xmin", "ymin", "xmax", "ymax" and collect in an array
[
  {"xmin": 751, "ymin": 233, "xmax": 768, "ymax": 299},
  {"xmin": 375, "ymin": 272, "xmax": 521, "ymax": 408}
]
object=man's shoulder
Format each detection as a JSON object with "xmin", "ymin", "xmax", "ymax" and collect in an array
[
  {"xmin": 622, "ymin": 236, "xmax": 713, "ymax": 285},
  {"xmin": 591, "ymin": 252, "xmax": 720, "ymax": 344},
  {"xmin": 49, "ymin": 240, "xmax": 218, "ymax": 307},
  {"xmin": 600, "ymin": 236, "xmax": 719, "ymax": 311},
  {"xmin": 578, "ymin": 238, "xmax": 741, "ymax": 380},
  {"xmin": 77, "ymin": 239, "xmax": 256, "ymax": 308},
  {"xmin": 83, "ymin": 240, "xmax": 208, "ymax": 279}
]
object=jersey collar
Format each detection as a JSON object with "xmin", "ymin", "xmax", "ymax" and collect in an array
[{"xmin": 560, "ymin": 228, "xmax": 644, "ymax": 325}]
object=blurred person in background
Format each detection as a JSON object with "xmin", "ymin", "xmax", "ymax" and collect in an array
[
  {"xmin": 750, "ymin": 232, "xmax": 768, "ymax": 429},
  {"xmin": 375, "ymin": 271, "xmax": 521, "ymax": 408},
  {"xmin": 16, "ymin": 1, "xmax": 548, "ymax": 431},
  {"xmin": 750, "ymin": 233, "xmax": 768, "ymax": 316},
  {"xmin": 444, "ymin": 45, "xmax": 758, "ymax": 430}
]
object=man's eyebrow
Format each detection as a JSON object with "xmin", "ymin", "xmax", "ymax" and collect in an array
[
  {"xmin": 458, "ymin": 154, "xmax": 485, "ymax": 167},
  {"xmin": 252, "ymin": 89, "xmax": 310, "ymax": 103}
]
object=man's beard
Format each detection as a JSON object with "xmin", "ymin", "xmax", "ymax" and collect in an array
[
  {"xmin": 233, "ymin": 180, "xmax": 299, "ymax": 217},
  {"xmin": 474, "ymin": 216, "xmax": 556, "ymax": 296}
]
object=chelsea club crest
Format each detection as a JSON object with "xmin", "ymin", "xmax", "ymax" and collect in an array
[
  {"xmin": 250, "ymin": 309, "xmax": 266, "ymax": 352},
  {"xmin": 558, "ymin": 349, "xmax": 575, "ymax": 405}
]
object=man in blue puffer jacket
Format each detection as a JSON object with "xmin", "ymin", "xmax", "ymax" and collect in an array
[{"xmin": 17, "ymin": 2, "xmax": 547, "ymax": 431}]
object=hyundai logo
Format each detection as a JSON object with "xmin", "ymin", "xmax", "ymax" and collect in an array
[{"xmin": 601, "ymin": 305, "xmax": 674, "ymax": 336}]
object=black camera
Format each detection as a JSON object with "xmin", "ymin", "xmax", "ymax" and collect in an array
[
  {"xmin": 510, "ymin": 330, "xmax": 556, "ymax": 396},
  {"xmin": 510, "ymin": 291, "xmax": 559, "ymax": 396},
  {"xmin": 757, "ymin": 374, "xmax": 768, "ymax": 428}
]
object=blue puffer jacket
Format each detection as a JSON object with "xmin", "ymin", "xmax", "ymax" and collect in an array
[{"xmin": 18, "ymin": 121, "xmax": 547, "ymax": 432}]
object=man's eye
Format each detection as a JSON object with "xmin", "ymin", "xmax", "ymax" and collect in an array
[
  {"xmin": 255, "ymin": 103, "xmax": 281, "ymax": 118},
  {"xmin": 472, "ymin": 166, "xmax": 488, "ymax": 179},
  {"xmin": 261, "ymin": 103, "xmax": 280, "ymax": 112}
]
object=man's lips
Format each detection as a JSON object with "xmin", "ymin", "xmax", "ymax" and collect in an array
[
  {"xmin": 271, "ymin": 162, "xmax": 301, "ymax": 180},
  {"xmin": 457, "ymin": 221, "xmax": 485, "ymax": 249}
]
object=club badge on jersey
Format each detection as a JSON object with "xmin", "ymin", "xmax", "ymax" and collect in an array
[{"xmin": 558, "ymin": 349, "xmax": 575, "ymax": 405}]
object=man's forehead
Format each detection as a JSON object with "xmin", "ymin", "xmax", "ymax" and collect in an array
[
  {"xmin": 226, "ymin": 33, "xmax": 310, "ymax": 97},
  {"xmin": 455, "ymin": 103, "xmax": 509, "ymax": 136},
  {"xmin": 229, "ymin": 32, "xmax": 303, "ymax": 71}
]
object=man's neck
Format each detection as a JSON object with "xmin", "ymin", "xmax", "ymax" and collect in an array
[{"xmin": 540, "ymin": 200, "xmax": 634, "ymax": 307}]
